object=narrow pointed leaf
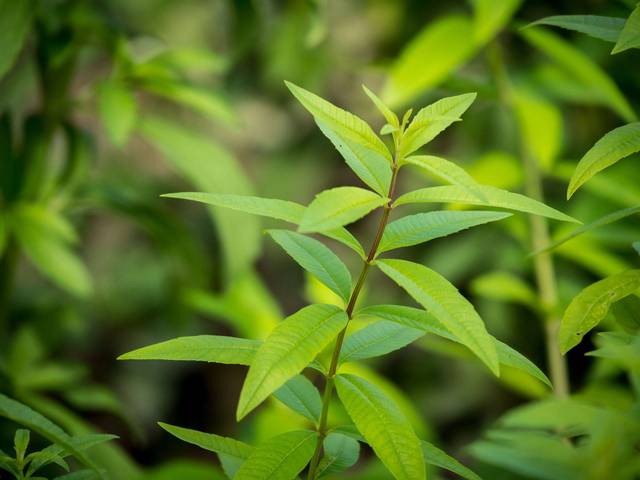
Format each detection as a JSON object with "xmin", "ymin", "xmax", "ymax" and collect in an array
[
  {"xmin": 0, "ymin": 0, "xmax": 31, "ymax": 79},
  {"xmin": 316, "ymin": 432, "xmax": 360, "ymax": 478},
  {"xmin": 528, "ymin": 15, "xmax": 625, "ymax": 43},
  {"xmin": 335, "ymin": 374, "xmax": 425, "ymax": 480},
  {"xmin": 273, "ymin": 375, "xmax": 322, "ymax": 424},
  {"xmin": 376, "ymin": 259, "xmax": 500, "ymax": 375},
  {"xmin": 567, "ymin": 123, "xmax": 640, "ymax": 199},
  {"xmin": 299, "ymin": 187, "xmax": 387, "ymax": 233},
  {"xmin": 378, "ymin": 210, "xmax": 511, "ymax": 254},
  {"xmin": 268, "ymin": 230, "xmax": 352, "ymax": 302},
  {"xmin": 471, "ymin": 0, "xmax": 521, "ymax": 44},
  {"xmin": 285, "ymin": 81, "xmax": 392, "ymax": 162},
  {"xmin": 422, "ymin": 440, "xmax": 482, "ymax": 480},
  {"xmin": 339, "ymin": 321, "xmax": 424, "ymax": 363},
  {"xmin": 118, "ymin": 335, "xmax": 260, "ymax": 366},
  {"xmin": 612, "ymin": 5, "xmax": 640, "ymax": 54},
  {"xmin": 399, "ymin": 94, "xmax": 476, "ymax": 157},
  {"xmin": 559, "ymin": 270, "xmax": 640, "ymax": 354},
  {"xmin": 362, "ymin": 85, "xmax": 399, "ymax": 128},
  {"xmin": 237, "ymin": 304, "xmax": 348, "ymax": 419},
  {"xmin": 395, "ymin": 185, "xmax": 579, "ymax": 223},
  {"xmin": 403, "ymin": 155, "xmax": 485, "ymax": 199},
  {"xmin": 159, "ymin": 422, "xmax": 252, "ymax": 458},
  {"xmin": 233, "ymin": 430, "xmax": 317, "ymax": 480}
]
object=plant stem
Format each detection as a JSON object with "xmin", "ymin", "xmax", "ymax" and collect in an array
[
  {"xmin": 487, "ymin": 41, "xmax": 569, "ymax": 397},
  {"xmin": 307, "ymin": 160, "xmax": 400, "ymax": 479}
]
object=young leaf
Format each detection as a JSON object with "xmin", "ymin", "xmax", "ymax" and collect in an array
[
  {"xmin": 559, "ymin": 270, "xmax": 640, "ymax": 354},
  {"xmin": 118, "ymin": 335, "xmax": 261, "ymax": 366},
  {"xmin": 382, "ymin": 15, "xmax": 476, "ymax": 107},
  {"xmin": 0, "ymin": 0, "xmax": 31, "ymax": 79},
  {"xmin": 395, "ymin": 184, "xmax": 579, "ymax": 223},
  {"xmin": 97, "ymin": 80, "xmax": 137, "ymax": 147},
  {"xmin": 378, "ymin": 210, "xmax": 511, "ymax": 254},
  {"xmin": 299, "ymin": 187, "xmax": 387, "ymax": 233},
  {"xmin": 14, "ymin": 429, "xmax": 29, "ymax": 461},
  {"xmin": 339, "ymin": 321, "xmax": 424, "ymax": 363},
  {"xmin": 519, "ymin": 27, "xmax": 635, "ymax": 122},
  {"xmin": 403, "ymin": 155, "xmax": 484, "ymax": 199},
  {"xmin": 237, "ymin": 304, "xmax": 348, "ymax": 420},
  {"xmin": 422, "ymin": 440, "xmax": 482, "ymax": 480},
  {"xmin": 612, "ymin": 4, "xmax": 640, "ymax": 54},
  {"xmin": 316, "ymin": 433, "xmax": 360, "ymax": 478},
  {"xmin": 285, "ymin": 81, "xmax": 392, "ymax": 162},
  {"xmin": 362, "ymin": 85, "xmax": 399, "ymax": 128},
  {"xmin": 566, "ymin": 123, "xmax": 640, "ymax": 199},
  {"xmin": 533, "ymin": 205, "xmax": 640, "ymax": 255},
  {"xmin": 233, "ymin": 430, "xmax": 317, "ymax": 480},
  {"xmin": 334, "ymin": 374, "xmax": 425, "ymax": 480},
  {"xmin": 268, "ymin": 230, "xmax": 352, "ymax": 302},
  {"xmin": 273, "ymin": 375, "xmax": 322, "ymax": 424},
  {"xmin": 528, "ymin": 15, "xmax": 625, "ymax": 43},
  {"xmin": 376, "ymin": 259, "xmax": 500, "ymax": 375},
  {"xmin": 399, "ymin": 94, "xmax": 477, "ymax": 157}
]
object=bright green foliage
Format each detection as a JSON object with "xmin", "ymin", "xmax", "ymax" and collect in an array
[
  {"xmin": 378, "ymin": 210, "xmax": 511, "ymax": 254},
  {"xmin": 233, "ymin": 430, "xmax": 317, "ymax": 480},
  {"xmin": 315, "ymin": 433, "xmax": 359, "ymax": 478},
  {"xmin": 0, "ymin": 0, "xmax": 31, "ymax": 79},
  {"xmin": 528, "ymin": 15, "xmax": 625, "ymax": 43},
  {"xmin": 471, "ymin": 271, "xmax": 538, "ymax": 308},
  {"xmin": 422, "ymin": 440, "xmax": 482, "ymax": 480},
  {"xmin": 613, "ymin": 5, "xmax": 640, "ymax": 54},
  {"xmin": 399, "ymin": 94, "xmax": 477, "ymax": 157},
  {"xmin": 268, "ymin": 230, "xmax": 352, "ymax": 302},
  {"xmin": 339, "ymin": 320, "xmax": 424, "ymax": 363},
  {"xmin": 567, "ymin": 122, "xmax": 640, "ymax": 198},
  {"xmin": 118, "ymin": 335, "xmax": 260, "ymax": 365},
  {"xmin": 97, "ymin": 80, "xmax": 137, "ymax": 147},
  {"xmin": 403, "ymin": 155, "xmax": 486, "ymax": 199},
  {"xmin": 273, "ymin": 375, "xmax": 322, "ymax": 424},
  {"xmin": 470, "ymin": 0, "xmax": 522, "ymax": 44},
  {"xmin": 588, "ymin": 331, "xmax": 640, "ymax": 371},
  {"xmin": 335, "ymin": 374, "xmax": 425, "ymax": 480},
  {"xmin": 237, "ymin": 304, "xmax": 348, "ymax": 419},
  {"xmin": 159, "ymin": 423, "xmax": 252, "ymax": 463},
  {"xmin": 395, "ymin": 184, "xmax": 579, "ymax": 223},
  {"xmin": 377, "ymin": 259, "xmax": 500, "ymax": 375},
  {"xmin": 299, "ymin": 187, "xmax": 387, "ymax": 233},
  {"xmin": 559, "ymin": 270, "xmax": 640, "ymax": 353}
]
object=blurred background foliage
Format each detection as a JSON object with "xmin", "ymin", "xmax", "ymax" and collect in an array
[{"xmin": 0, "ymin": 0, "xmax": 639, "ymax": 478}]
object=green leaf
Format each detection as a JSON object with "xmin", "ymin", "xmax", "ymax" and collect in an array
[
  {"xmin": 567, "ymin": 123, "xmax": 640, "ymax": 199},
  {"xmin": 634, "ymin": 241, "xmax": 640, "ymax": 255},
  {"xmin": 470, "ymin": 0, "xmax": 521, "ymax": 44},
  {"xmin": 0, "ymin": 394, "xmax": 103, "ymax": 478},
  {"xmin": 376, "ymin": 259, "xmax": 499, "ymax": 375},
  {"xmin": 97, "ymin": 80, "xmax": 137, "ymax": 147},
  {"xmin": 587, "ymin": 331, "xmax": 640, "ymax": 370},
  {"xmin": 237, "ymin": 304, "xmax": 348, "ymax": 420},
  {"xmin": 299, "ymin": 187, "xmax": 387, "ymax": 233},
  {"xmin": 14, "ymin": 429, "xmax": 29, "ymax": 461},
  {"xmin": 559, "ymin": 270, "xmax": 640, "ymax": 354},
  {"xmin": 339, "ymin": 321, "xmax": 424, "ymax": 363},
  {"xmin": 316, "ymin": 433, "xmax": 360, "ymax": 478},
  {"xmin": 158, "ymin": 422, "xmax": 253, "ymax": 473},
  {"xmin": 612, "ymin": 5, "xmax": 640, "ymax": 54},
  {"xmin": 268, "ymin": 230, "xmax": 352, "ymax": 302},
  {"xmin": 494, "ymin": 340, "xmax": 551, "ymax": 388},
  {"xmin": 533, "ymin": 205, "xmax": 640, "ymax": 255},
  {"xmin": 0, "ymin": 0, "xmax": 31, "ymax": 79},
  {"xmin": 118, "ymin": 335, "xmax": 260, "ymax": 365},
  {"xmin": 378, "ymin": 210, "xmax": 511, "ymax": 254},
  {"xmin": 395, "ymin": 184, "xmax": 579, "ymax": 223},
  {"xmin": 285, "ymin": 81, "xmax": 392, "ymax": 163},
  {"xmin": 273, "ymin": 375, "xmax": 322, "ymax": 424},
  {"xmin": 519, "ymin": 27, "xmax": 635, "ymax": 122},
  {"xmin": 316, "ymin": 120, "xmax": 392, "ymax": 195},
  {"xmin": 399, "ymin": 94, "xmax": 477, "ymax": 157},
  {"xmin": 162, "ymin": 192, "xmax": 365, "ymax": 258},
  {"xmin": 233, "ymin": 430, "xmax": 317, "ymax": 480},
  {"xmin": 383, "ymin": 15, "xmax": 476, "ymax": 107},
  {"xmin": 422, "ymin": 440, "xmax": 482, "ymax": 480},
  {"xmin": 27, "ymin": 434, "xmax": 116, "ymax": 476},
  {"xmin": 11, "ymin": 206, "xmax": 92, "ymax": 297},
  {"xmin": 362, "ymin": 85, "xmax": 399, "ymax": 128},
  {"xmin": 335, "ymin": 374, "xmax": 425, "ymax": 480},
  {"xmin": 403, "ymin": 155, "xmax": 484, "ymax": 198},
  {"xmin": 528, "ymin": 15, "xmax": 625, "ymax": 43},
  {"xmin": 471, "ymin": 271, "xmax": 538, "ymax": 308}
]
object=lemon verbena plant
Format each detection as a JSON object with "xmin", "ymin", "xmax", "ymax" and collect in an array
[{"xmin": 120, "ymin": 82, "xmax": 578, "ymax": 480}]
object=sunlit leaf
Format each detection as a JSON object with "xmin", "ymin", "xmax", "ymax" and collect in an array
[
  {"xmin": 299, "ymin": 187, "xmax": 387, "ymax": 233},
  {"xmin": 273, "ymin": 375, "xmax": 322, "ymax": 424},
  {"xmin": 612, "ymin": 4, "xmax": 640, "ymax": 54},
  {"xmin": 339, "ymin": 320, "xmax": 424, "ymax": 363},
  {"xmin": 0, "ymin": 0, "xmax": 31, "ymax": 79},
  {"xmin": 567, "ymin": 123, "xmax": 640, "ymax": 198},
  {"xmin": 237, "ymin": 304, "xmax": 348, "ymax": 419},
  {"xmin": 559, "ymin": 270, "xmax": 640, "ymax": 353},
  {"xmin": 118, "ymin": 335, "xmax": 260, "ymax": 365},
  {"xmin": 395, "ymin": 184, "xmax": 579, "ymax": 223},
  {"xmin": 376, "ymin": 259, "xmax": 499, "ymax": 375},
  {"xmin": 403, "ymin": 155, "xmax": 485, "ymax": 199},
  {"xmin": 316, "ymin": 432, "xmax": 360, "ymax": 478},
  {"xmin": 268, "ymin": 229, "xmax": 352, "ymax": 302},
  {"xmin": 528, "ymin": 15, "xmax": 625, "ymax": 43},
  {"xmin": 233, "ymin": 430, "xmax": 317, "ymax": 480},
  {"xmin": 362, "ymin": 85, "xmax": 399, "ymax": 129},
  {"xmin": 470, "ymin": 0, "xmax": 522, "ymax": 44},
  {"xmin": 422, "ymin": 440, "xmax": 482, "ymax": 480},
  {"xmin": 471, "ymin": 271, "xmax": 538, "ymax": 308}
]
